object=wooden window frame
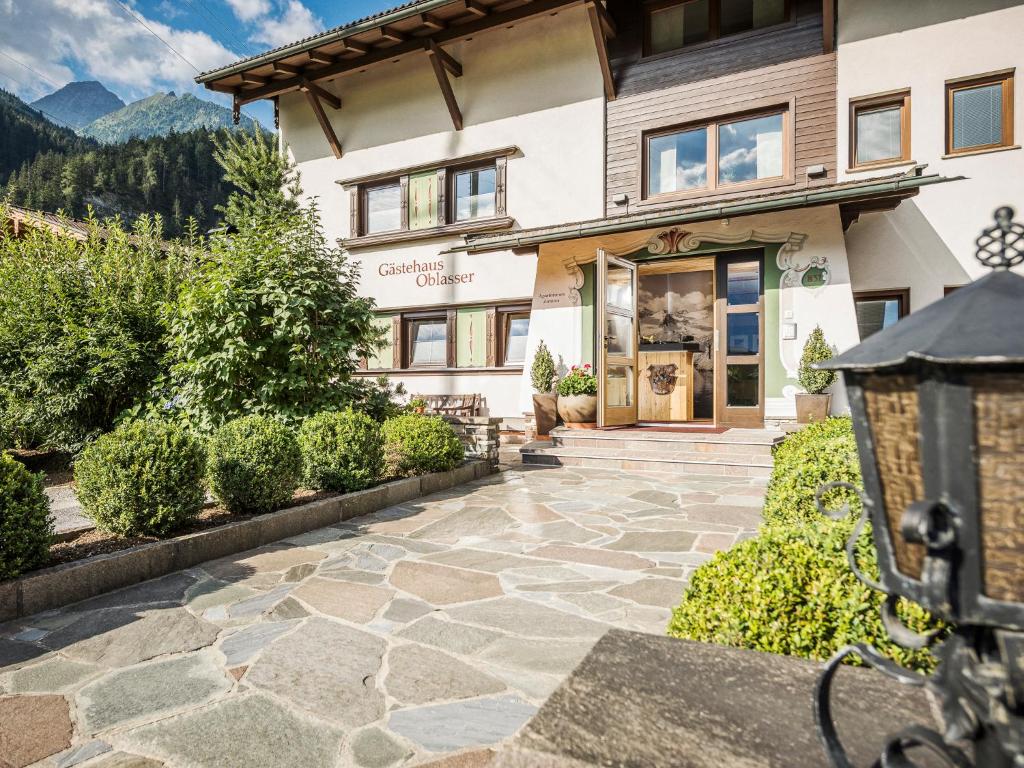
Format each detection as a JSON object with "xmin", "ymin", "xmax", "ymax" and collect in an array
[
  {"xmin": 642, "ymin": 105, "xmax": 792, "ymax": 202},
  {"xmin": 496, "ymin": 305, "xmax": 532, "ymax": 367},
  {"xmin": 360, "ymin": 179, "xmax": 405, "ymax": 236},
  {"xmin": 853, "ymin": 288, "xmax": 910, "ymax": 339},
  {"xmin": 403, "ymin": 312, "xmax": 451, "ymax": 370},
  {"xmin": 849, "ymin": 89, "xmax": 912, "ymax": 171},
  {"xmin": 642, "ymin": 0, "xmax": 795, "ymax": 59},
  {"xmin": 449, "ymin": 159, "xmax": 505, "ymax": 223},
  {"xmin": 945, "ymin": 70, "xmax": 1015, "ymax": 157}
]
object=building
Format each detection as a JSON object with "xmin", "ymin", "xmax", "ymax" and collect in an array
[{"xmin": 196, "ymin": 0, "xmax": 1021, "ymax": 431}]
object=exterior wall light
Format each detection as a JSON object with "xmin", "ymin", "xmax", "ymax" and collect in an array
[{"xmin": 813, "ymin": 207, "xmax": 1024, "ymax": 767}]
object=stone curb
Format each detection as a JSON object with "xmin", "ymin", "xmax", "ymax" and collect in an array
[{"xmin": 0, "ymin": 460, "xmax": 494, "ymax": 623}]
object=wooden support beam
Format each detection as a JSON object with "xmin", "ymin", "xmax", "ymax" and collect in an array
[
  {"xmin": 303, "ymin": 89, "xmax": 342, "ymax": 158},
  {"xmin": 273, "ymin": 96, "xmax": 280, "ymax": 129},
  {"xmin": 241, "ymin": 72, "xmax": 269, "ymax": 85},
  {"xmin": 340, "ymin": 39, "xmax": 370, "ymax": 55},
  {"xmin": 463, "ymin": 0, "xmax": 488, "ymax": 17},
  {"xmin": 232, "ymin": 94, "xmax": 240, "ymax": 125},
  {"xmin": 822, "ymin": 0, "xmax": 835, "ymax": 54},
  {"xmin": 299, "ymin": 78, "xmax": 341, "ymax": 109},
  {"xmin": 420, "ymin": 12, "xmax": 446, "ymax": 30},
  {"xmin": 591, "ymin": 0, "xmax": 616, "ymax": 38},
  {"xmin": 585, "ymin": 0, "xmax": 616, "ymax": 101},
  {"xmin": 380, "ymin": 25, "xmax": 406, "ymax": 42},
  {"xmin": 427, "ymin": 39, "xmax": 462, "ymax": 77},
  {"xmin": 307, "ymin": 50, "xmax": 334, "ymax": 65},
  {"xmin": 272, "ymin": 61, "xmax": 301, "ymax": 76},
  {"xmin": 427, "ymin": 42, "xmax": 463, "ymax": 130}
]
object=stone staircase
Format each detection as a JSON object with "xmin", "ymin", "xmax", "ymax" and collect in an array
[{"xmin": 520, "ymin": 426, "xmax": 783, "ymax": 477}]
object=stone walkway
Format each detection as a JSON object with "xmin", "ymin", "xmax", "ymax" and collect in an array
[{"xmin": 0, "ymin": 464, "xmax": 765, "ymax": 768}]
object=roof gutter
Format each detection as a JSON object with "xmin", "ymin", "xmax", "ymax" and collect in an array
[
  {"xmin": 195, "ymin": 0, "xmax": 453, "ymax": 83},
  {"xmin": 447, "ymin": 172, "xmax": 962, "ymax": 254}
]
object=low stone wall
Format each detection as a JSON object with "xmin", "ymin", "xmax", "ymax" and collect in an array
[
  {"xmin": 0, "ymin": 460, "xmax": 496, "ymax": 623},
  {"xmin": 444, "ymin": 416, "xmax": 502, "ymax": 468}
]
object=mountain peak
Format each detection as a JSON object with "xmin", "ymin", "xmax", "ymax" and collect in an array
[{"xmin": 31, "ymin": 81, "xmax": 125, "ymax": 130}]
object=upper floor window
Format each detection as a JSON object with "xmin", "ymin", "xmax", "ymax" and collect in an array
[
  {"xmin": 454, "ymin": 166, "xmax": 497, "ymax": 221},
  {"xmin": 365, "ymin": 182, "xmax": 402, "ymax": 234},
  {"xmin": 946, "ymin": 71, "xmax": 1015, "ymax": 156},
  {"xmin": 849, "ymin": 90, "xmax": 911, "ymax": 170},
  {"xmin": 644, "ymin": 0, "xmax": 791, "ymax": 57},
  {"xmin": 645, "ymin": 108, "xmax": 788, "ymax": 198}
]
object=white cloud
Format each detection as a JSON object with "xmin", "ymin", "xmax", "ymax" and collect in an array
[
  {"xmin": 225, "ymin": 0, "xmax": 271, "ymax": 23},
  {"xmin": 251, "ymin": 0, "xmax": 322, "ymax": 48}
]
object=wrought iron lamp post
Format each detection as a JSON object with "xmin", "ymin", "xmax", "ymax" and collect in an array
[{"xmin": 813, "ymin": 207, "xmax": 1024, "ymax": 768}]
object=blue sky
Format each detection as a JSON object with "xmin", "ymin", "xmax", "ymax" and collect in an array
[{"xmin": 0, "ymin": 0, "xmax": 399, "ymax": 128}]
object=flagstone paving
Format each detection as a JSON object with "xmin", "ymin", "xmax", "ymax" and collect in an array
[{"xmin": 0, "ymin": 464, "xmax": 766, "ymax": 768}]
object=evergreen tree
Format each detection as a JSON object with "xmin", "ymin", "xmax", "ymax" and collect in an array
[{"xmin": 212, "ymin": 129, "xmax": 301, "ymax": 229}]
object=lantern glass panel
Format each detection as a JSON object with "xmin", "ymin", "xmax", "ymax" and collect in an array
[
  {"xmin": 862, "ymin": 373, "xmax": 927, "ymax": 579},
  {"xmin": 972, "ymin": 372, "xmax": 1024, "ymax": 603}
]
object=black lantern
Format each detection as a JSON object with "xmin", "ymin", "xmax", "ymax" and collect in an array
[{"xmin": 813, "ymin": 207, "xmax": 1024, "ymax": 768}]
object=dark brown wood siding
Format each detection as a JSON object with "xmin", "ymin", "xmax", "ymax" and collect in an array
[{"xmin": 605, "ymin": 1, "xmax": 836, "ymax": 215}]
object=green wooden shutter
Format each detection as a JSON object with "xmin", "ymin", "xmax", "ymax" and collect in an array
[
  {"xmin": 456, "ymin": 307, "xmax": 487, "ymax": 368},
  {"xmin": 367, "ymin": 314, "xmax": 396, "ymax": 369},
  {"xmin": 408, "ymin": 171, "xmax": 439, "ymax": 231}
]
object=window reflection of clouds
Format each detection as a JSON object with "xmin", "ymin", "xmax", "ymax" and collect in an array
[
  {"xmin": 650, "ymin": 128, "xmax": 708, "ymax": 194},
  {"xmin": 719, "ymin": 114, "xmax": 783, "ymax": 184}
]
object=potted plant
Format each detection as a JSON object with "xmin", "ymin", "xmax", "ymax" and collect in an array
[
  {"xmin": 408, "ymin": 397, "xmax": 428, "ymax": 415},
  {"xmin": 556, "ymin": 363, "xmax": 598, "ymax": 428},
  {"xmin": 530, "ymin": 341, "xmax": 558, "ymax": 437},
  {"xmin": 796, "ymin": 325, "xmax": 836, "ymax": 423}
]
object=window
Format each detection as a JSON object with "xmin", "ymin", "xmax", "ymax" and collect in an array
[
  {"xmin": 850, "ymin": 91, "xmax": 911, "ymax": 169},
  {"xmin": 454, "ymin": 166, "xmax": 497, "ymax": 221},
  {"xmin": 854, "ymin": 289, "xmax": 909, "ymax": 341},
  {"xmin": 500, "ymin": 310, "xmax": 530, "ymax": 366},
  {"xmin": 407, "ymin": 317, "xmax": 448, "ymax": 367},
  {"xmin": 364, "ymin": 182, "xmax": 402, "ymax": 234},
  {"xmin": 946, "ymin": 71, "xmax": 1014, "ymax": 155},
  {"xmin": 645, "ymin": 108, "xmax": 788, "ymax": 198},
  {"xmin": 644, "ymin": 0, "xmax": 790, "ymax": 56}
]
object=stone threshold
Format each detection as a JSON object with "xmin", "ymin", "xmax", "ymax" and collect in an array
[{"xmin": 0, "ymin": 460, "xmax": 495, "ymax": 623}]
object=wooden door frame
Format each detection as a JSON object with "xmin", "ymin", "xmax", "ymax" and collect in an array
[
  {"xmin": 714, "ymin": 250, "xmax": 766, "ymax": 427},
  {"xmin": 597, "ymin": 249, "xmax": 639, "ymax": 427}
]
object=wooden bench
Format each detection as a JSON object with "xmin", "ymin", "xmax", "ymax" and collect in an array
[{"xmin": 421, "ymin": 394, "xmax": 480, "ymax": 417}]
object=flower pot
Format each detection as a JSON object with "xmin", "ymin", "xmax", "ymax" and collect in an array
[
  {"xmin": 557, "ymin": 393, "xmax": 598, "ymax": 429},
  {"xmin": 532, "ymin": 393, "xmax": 558, "ymax": 437},
  {"xmin": 795, "ymin": 393, "xmax": 831, "ymax": 424}
]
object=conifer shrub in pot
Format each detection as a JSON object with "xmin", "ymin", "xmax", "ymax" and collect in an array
[
  {"xmin": 530, "ymin": 341, "xmax": 558, "ymax": 437},
  {"xmin": 382, "ymin": 414, "xmax": 464, "ymax": 477},
  {"xmin": 795, "ymin": 325, "xmax": 836, "ymax": 423},
  {"xmin": 207, "ymin": 415, "xmax": 302, "ymax": 514},
  {"xmin": 74, "ymin": 420, "xmax": 206, "ymax": 537},
  {"xmin": 0, "ymin": 452, "xmax": 53, "ymax": 579},
  {"xmin": 298, "ymin": 409, "xmax": 383, "ymax": 493},
  {"xmin": 556, "ymin": 364, "xmax": 598, "ymax": 428}
]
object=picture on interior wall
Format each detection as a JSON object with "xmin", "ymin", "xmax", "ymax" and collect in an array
[{"xmin": 639, "ymin": 270, "xmax": 715, "ymax": 419}]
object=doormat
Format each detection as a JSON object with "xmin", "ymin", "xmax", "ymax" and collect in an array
[{"xmin": 602, "ymin": 425, "xmax": 730, "ymax": 434}]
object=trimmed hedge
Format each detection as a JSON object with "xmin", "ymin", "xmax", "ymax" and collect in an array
[
  {"xmin": 298, "ymin": 410, "xmax": 383, "ymax": 493},
  {"xmin": 75, "ymin": 420, "xmax": 206, "ymax": 537},
  {"xmin": 0, "ymin": 452, "xmax": 53, "ymax": 579},
  {"xmin": 382, "ymin": 414, "xmax": 464, "ymax": 477},
  {"xmin": 668, "ymin": 518, "xmax": 940, "ymax": 672},
  {"xmin": 207, "ymin": 415, "xmax": 302, "ymax": 514},
  {"xmin": 763, "ymin": 417, "xmax": 862, "ymax": 527}
]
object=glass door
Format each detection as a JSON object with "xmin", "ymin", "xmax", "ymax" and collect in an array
[
  {"xmin": 598, "ymin": 249, "xmax": 639, "ymax": 427},
  {"xmin": 715, "ymin": 251, "xmax": 765, "ymax": 427}
]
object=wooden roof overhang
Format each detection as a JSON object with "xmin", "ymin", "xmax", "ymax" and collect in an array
[{"xmin": 196, "ymin": 0, "xmax": 615, "ymax": 158}]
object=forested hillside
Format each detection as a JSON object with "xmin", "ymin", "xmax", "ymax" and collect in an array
[
  {"xmin": 0, "ymin": 89, "xmax": 94, "ymax": 185},
  {"xmin": 83, "ymin": 92, "xmax": 261, "ymax": 144}
]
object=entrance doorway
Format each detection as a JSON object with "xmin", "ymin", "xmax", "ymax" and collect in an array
[{"xmin": 715, "ymin": 250, "xmax": 765, "ymax": 427}]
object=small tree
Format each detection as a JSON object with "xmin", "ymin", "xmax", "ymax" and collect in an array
[
  {"xmin": 530, "ymin": 340, "xmax": 556, "ymax": 394},
  {"xmin": 798, "ymin": 325, "xmax": 836, "ymax": 395},
  {"xmin": 212, "ymin": 129, "xmax": 301, "ymax": 229}
]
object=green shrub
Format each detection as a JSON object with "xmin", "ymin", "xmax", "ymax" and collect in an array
[
  {"xmin": 207, "ymin": 415, "xmax": 302, "ymax": 514},
  {"xmin": 382, "ymin": 415, "xmax": 464, "ymax": 477},
  {"xmin": 0, "ymin": 453, "xmax": 53, "ymax": 579},
  {"xmin": 798, "ymin": 325, "xmax": 837, "ymax": 394},
  {"xmin": 668, "ymin": 518, "xmax": 940, "ymax": 672},
  {"xmin": 531, "ymin": 340, "xmax": 556, "ymax": 393},
  {"xmin": 74, "ymin": 420, "xmax": 206, "ymax": 537},
  {"xmin": 763, "ymin": 417, "xmax": 862, "ymax": 527},
  {"xmin": 298, "ymin": 410, "xmax": 383, "ymax": 492}
]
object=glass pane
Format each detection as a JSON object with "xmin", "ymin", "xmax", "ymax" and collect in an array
[
  {"xmin": 855, "ymin": 298, "xmax": 901, "ymax": 340},
  {"xmin": 727, "ymin": 364, "xmax": 759, "ymax": 407},
  {"xmin": 727, "ymin": 261, "xmax": 760, "ymax": 305},
  {"xmin": 606, "ymin": 314, "xmax": 634, "ymax": 357},
  {"xmin": 719, "ymin": 113, "xmax": 784, "ymax": 185},
  {"xmin": 504, "ymin": 314, "xmax": 529, "ymax": 365},
  {"xmin": 410, "ymin": 320, "xmax": 446, "ymax": 366},
  {"xmin": 952, "ymin": 83, "xmax": 1003, "ymax": 150},
  {"xmin": 649, "ymin": 0, "xmax": 710, "ymax": 54},
  {"xmin": 606, "ymin": 264, "xmax": 633, "ymax": 310},
  {"xmin": 455, "ymin": 167, "xmax": 496, "ymax": 221},
  {"xmin": 606, "ymin": 365, "xmax": 633, "ymax": 408},
  {"xmin": 721, "ymin": 0, "xmax": 786, "ymax": 36},
  {"xmin": 727, "ymin": 312, "xmax": 759, "ymax": 355},
  {"xmin": 649, "ymin": 127, "xmax": 708, "ymax": 194},
  {"xmin": 856, "ymin": 105, "xmax": 903, "ymax": 165},
  {"xmin": 366, "ymin": 184, "xmax": 402, "ymax": 233}
]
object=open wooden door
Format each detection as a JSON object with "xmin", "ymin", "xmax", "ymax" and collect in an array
[
  {"xmin": 714, "ymin": 250, "xmax": 765, "ymax": 427},
  {"xmin": 598, "ymin": 249, "xmax": 639, "ymax": 427}
]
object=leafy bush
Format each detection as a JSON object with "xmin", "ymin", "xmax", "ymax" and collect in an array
[
  {"xmin": 74, "ymin": 420, "xmax": 206, "ymax": 537},
  {"xmin": 531, "ymin": 340, "xmax": 556, "ymax": 393},
  {"xmin": 349, "ymin": 375, "xmax": 406, "ymax": 423},
  {"xmin": 668, "ymin": 518, "xmax": 941, "ymax": 672},
  {"xmin": 556, "ymin": 364, "xmax": 597, "ymax": 396},
  {"xmin": 382, "ymin": 415, "xmax": 464, "ymax": 477},
  {"xmin": 763, "ymin": 417, "xmax": 862, "ymax": 528},
  {"xmin": 207, "ymin": 415, "xmax": 302, "ymax": 514},
  {"xmin": 0, "ymin": 208, "xmax": 190, "ymax": 451},
  {"xmin": 798, "ymin": 325, "xmax": 836, "ymax": 394},
  {"xmin": 298, "ymin": 410, "xmax": 383, "ymax": 492},
  {"xmin": 0, "ymin": 452, "xmax": 53, "ymax": 579}
]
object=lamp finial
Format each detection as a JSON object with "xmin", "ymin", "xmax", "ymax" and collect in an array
[{"xmin": 975, "ymin": 206, "xmax": 1024, "ymax": 270}]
